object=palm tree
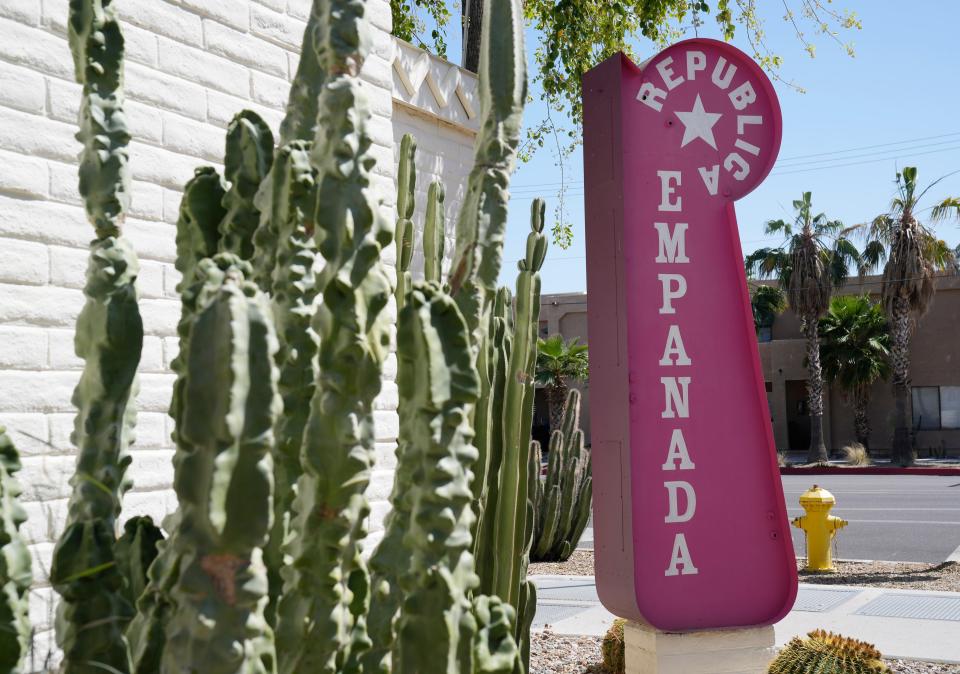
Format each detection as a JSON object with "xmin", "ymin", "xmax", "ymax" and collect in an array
[
  {"xmin": 819, "ymin": 296, "xmax": 891, "ymax": 453},
  {"xmin": 535, "ymin": 335, "xmax": 589, "ymax": 431},
  {"xmin": 856, "ymin": 167, "xmax": 960, "ymax": 465},
  {"xmin": 750, "ymin": 283, "xmax": 787, "ymax": 338},
  {"xmin": 745, "ymin": 192, "xmax": 863, "ymax": 464}
]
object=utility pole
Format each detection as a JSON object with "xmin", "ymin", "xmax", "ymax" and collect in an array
[{"xmin": 462, "ymin": 0, "xmax": 483, "ymax": 73}]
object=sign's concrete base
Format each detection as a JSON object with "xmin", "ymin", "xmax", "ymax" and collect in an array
[{"xmin": 625, "ymin": 621, "xmax": 776, "ymax": 673}]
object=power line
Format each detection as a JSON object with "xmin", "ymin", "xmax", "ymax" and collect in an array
[
  {"xmin": 507, "ymin": 130, "xmax": 960, "ymax": 192},
  {"xmin": 774, "ymin": 131, "xmax": 960, "ymax": 163},
  {"xmin": 771, "ymin": 138, "xmax": 960, "ymax": 170},
  {"xmin": 770, "ymin": 144, "xmax": 960, "ymax": 177}
]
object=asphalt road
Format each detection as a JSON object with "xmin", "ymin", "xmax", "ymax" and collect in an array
[
  {"xmin": 782, "ymin": 474, "xmax": 960, "ymax": 563},
  {"xmin": 578, "ymin": 475, "xmax": 960, "ymax": 563}
]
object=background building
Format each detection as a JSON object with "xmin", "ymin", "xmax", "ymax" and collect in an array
[
  {"xmin": 542, "ymin": 275, "xmax": 960, "ymax": 456},
  {"xmin": 757, "ymin": 274, "xmax": 960, "ymax": 456}
]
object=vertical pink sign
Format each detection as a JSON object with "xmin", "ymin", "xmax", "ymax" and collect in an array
[{"xmin": 583, "ymin": 40, "xmax": 797, "ymax": 631}]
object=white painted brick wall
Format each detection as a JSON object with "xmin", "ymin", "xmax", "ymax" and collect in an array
[{"xmin": 0, "ymin": 0, "xmax": 477, "ymax": 665}]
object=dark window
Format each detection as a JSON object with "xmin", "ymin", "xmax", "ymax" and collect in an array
[
  {"xmin": 538, "ymin": 321, "xmax": 549, "ymax": 338},
  {"xmin": 940, "ymin": 386, "xmax": 960, "ymax": 429},
  {"xmin": 912, "ymin": 387, "xmax": 940, "ymax": 430},
  {"xmin": 765, "ymin": 381, "xmax": 773, "ymax": 393}
]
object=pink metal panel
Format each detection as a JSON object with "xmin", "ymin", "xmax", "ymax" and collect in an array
[{"xmin": 582, "ymin": 41, "xmax": 798, "ymax": 631}]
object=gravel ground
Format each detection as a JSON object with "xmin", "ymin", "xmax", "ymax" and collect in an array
[
  {"xmin": 798, "ymin": 560, "xmax": 960, "ymax": 592},
  {"xmin": 529, "ymin": 550, "xmax": 595, "ymax": 576},
  {"xmin": 530, "ymin": 550, "xmax": 960, "ymax": 594},
  {"xmin": 529, "ymin": 632, "xmax": 960, "ymax": 673},
  {"xmin": 529, "ymin": 631, "xmax": 603, "ymax": 674}
]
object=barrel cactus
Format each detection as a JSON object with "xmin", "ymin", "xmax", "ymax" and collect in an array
[
  {"xmin": 601, "ymin": 619, "xmax": 626, "ymax": 674},
  {"xmin": 768, "ymin": 630, "xmax": 890, "ymax": 673},
  {"xmin": 0, "ymin": 427, "xmax": 31, "ymax": 674},
  {"xmin": 531, "ymin": 388, "xmax": 593, "ymax": 562}
]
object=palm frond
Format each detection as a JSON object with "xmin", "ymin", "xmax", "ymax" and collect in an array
[{"xmin": 930, "ymin": 197, "xmax": 960, "ymax": 224}]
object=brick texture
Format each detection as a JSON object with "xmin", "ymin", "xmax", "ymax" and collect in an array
[{"xmin": 0, "ymin": 0, "xmax": 479, "ymax": 661}]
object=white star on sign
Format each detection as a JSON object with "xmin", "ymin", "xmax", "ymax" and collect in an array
[{"xmin": 674, "ymin": 94, "xmax": 723, "ymax": 150}]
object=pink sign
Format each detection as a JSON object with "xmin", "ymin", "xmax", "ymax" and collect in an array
[{"xmin": 583, "ymin": 40, "xmax": 797, "ymax": 631}]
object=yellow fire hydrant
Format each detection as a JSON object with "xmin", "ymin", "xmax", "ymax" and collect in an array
[{"xmin": 792, "ymin": 485, "xmax": 848, "ymax": 572}]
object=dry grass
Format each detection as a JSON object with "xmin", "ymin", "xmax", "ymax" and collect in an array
[{"xmin": 841, "ymin": 442, "xmax": 872, "ymax": 466}]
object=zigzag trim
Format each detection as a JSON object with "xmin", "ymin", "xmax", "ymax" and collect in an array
[{"xmin": 392, "ymin": 38, "xmax": 480, "ymax": 131}]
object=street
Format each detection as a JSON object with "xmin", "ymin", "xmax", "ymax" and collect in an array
[
  {"xmin": 579, "ymin": 474, "xmax": 960, "ymax": 563},
  {"xmin": 782, "ymin": 474, "xmax": 960, "ymax": 563}
]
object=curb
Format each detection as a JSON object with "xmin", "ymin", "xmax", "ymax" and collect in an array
[{"xmin": 780, "ymin": 466, "xmax": 960, "ymax": 476}]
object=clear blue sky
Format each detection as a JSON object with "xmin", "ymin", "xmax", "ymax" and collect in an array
[{"xmin": 437, "ymin": 3, "xmax": 960, "ymax": 294}]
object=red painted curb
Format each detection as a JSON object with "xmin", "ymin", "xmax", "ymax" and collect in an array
[{"xmin": 780, "ymin": 466, "xmax": 960, "ymax": 476}]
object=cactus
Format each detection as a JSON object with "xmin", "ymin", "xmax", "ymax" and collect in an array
[
  {"xmin": 601, "ymin": 619, "xmax": 626, "ymax": 674},
  {"xmin": 491, "ymin": 201, "xmax": 545, "ymax": 605},
  {"xmin": 48, "ymin": 0, "xmax": 540, "ymax": 671},
  {"xmin": 161, "ymin": 255, "xmax": 281, "ymax": 674},
  {"xmin": 423, "ymin": 181, "xmax": 446, "ymax": 284},
  {"xmin": 219, "ymin": 112, "xmax": 275, "ymax": 260},
  {"xmin": 0, "ymin": 427, "xmax": 31, "ymax": 674},
  {"xmin": 272, "ymin": 1, "xmax": 393, "ymax": 671},
  {"xmin": 115, "ymin": 517, "xmax": 163, "ymax": 613},
  {"xmin": 442, "ymin": 3, "xmax": 538, "ymax": 664},
  {"xmin": 388, "ymin": 282, "xmax": 483, "ymax": 673},
  {"xmin": 768, "ymin": 630, "xmax": 890, "ymax": 673},
  {"xmin": 125, "ymin": 167, "xmax": 227, "ymax": 673},
  {"xmin": 252, "ymin": 141, "xmax": 321, "ymax": 626},
  {"xmin": 395, "ymin": 134, "xmax": 417, "ymax": 313},
  {"xmin": 448, "ymin": 0, "xmax": 527, "ymax": 343},
  {"xmin": 494, "ymin": 199, "xmax": 546, "ymax": 654},
  {"xmin": 531, "ymin": 388, "xmax": 593, "ymax": 562},
  {"xmin": 50, "ymin": 2, "xmax": 145, "ymax": 672},
  {"xmin": 472, "ymin": 287, "xmax": 511, "ymax": 591},
  {"xmin": 279, "ymin": 2, "xmax": 324, "ymax": 146}
]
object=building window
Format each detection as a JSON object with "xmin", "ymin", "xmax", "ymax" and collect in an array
[
  {"xmin": 940, "ymin": 386, "xmax": 960, "ymax": 429},
  {"xmin": 913, "ymin": 387, "xmax": 941, "ymax": 430},
  {"xmin": 912, "ymin": 386, "xmax": 960, "ymax": 430},
  {"xmin": 757, "ymin": 326, "xmax": 773, "ymax": 342},
  {"xmin": 538, "ymin": 321, "xmax": 549, "ymax": 338},
  {"xmin": 765, "ymin": 382, "xmax": 773, "ymax": 393}
]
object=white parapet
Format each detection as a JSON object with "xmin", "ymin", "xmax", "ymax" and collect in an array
[{"xmin": 625, "ymin": 620, "xmax": 776, "ymax": 674}]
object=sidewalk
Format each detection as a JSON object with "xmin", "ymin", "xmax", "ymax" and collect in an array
[{"xmin": 532, "ymin": 575, "xmax": 960, "ymax": 664}]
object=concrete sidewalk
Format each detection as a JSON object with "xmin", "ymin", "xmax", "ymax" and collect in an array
[{"xmin": 532, "ymin": 575, "xmax": 960, "ymax": 664}]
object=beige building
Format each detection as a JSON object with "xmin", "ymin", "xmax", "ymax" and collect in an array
[
  {"xmin": 757, "ymin": 274, "xmax": 960, "ymax": 456},
  {"xmin": 542, "ymin": 276, "xmax": 960, "ymax": 456}
]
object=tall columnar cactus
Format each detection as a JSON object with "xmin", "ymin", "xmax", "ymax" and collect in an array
[
  {"xmin": 219, "ymin": 112, "xmax": 275, "ymax": 260},
  {"xmin": 279, "ymin": 1, "xmax": 325, "ymax": 146},
  {"xmin": 395, "ymin": 134, "xmax": 417, "ymax": 313},
  {"xmin": 448, "ymin": 0, "xmax": 526, "ymax": 343},
  {"xmin": 273, "ymin": 0, "xmax": 394, "ymax": 671},
  {"xmin": 531, "ymin": 388, "xmax": 593, "ymax": 563},
  {"xmin": 366, "ymin": 164, "xmax": 521, "ymax": 674},
  {"xmin": 125, "ymin": 167, "xmax": 228, "ymax": 673},
  {"xmin": 251, "ymin": 141, "xmax": 321, "ymax": 626},
  {"xmin": 50, "ymin": 2, "xmax": 146, "ymax": 672},
  {"xmin": 472, "ymin": 287, "xmax": 511, "ymax": 591},
  {"xmin": 161, "ymin": 255, "xmax": 281, "ymax": 674},
  {"xmin": 423, "ymin": 182, "xmax": 446, "ymax": 284},
  {"xmin": 389, "ymin": 282, "xmax": 483, "ymax": 673},
  {"xmin": 0, "ymin": 427, "xmax": 31, "ymax": 674},
  {"xmin": 493, "ymin": 199, "xmax": 546, "ymax": 655},
  {"xmin": 442, "ymin": 0, "xmax": 534, "ymax": 648},
  {"xmin": 47, "ymin": 0, "xmax": 539, "ymax": 671},
  {"xmin": 768, "ymin": 630, "xmax": 890, "ymax": 673}
]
